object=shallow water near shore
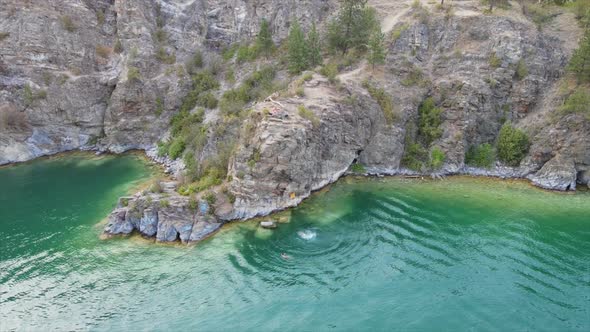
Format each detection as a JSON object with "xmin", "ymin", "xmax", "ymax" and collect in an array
[{"xmin": 1, "ymin": 155, "xmax": 589, "ymax": 331}]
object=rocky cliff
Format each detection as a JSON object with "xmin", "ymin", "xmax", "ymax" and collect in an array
[{"xmin": 1, "ymin": 1, "xmax": 588, "ymax": 244}]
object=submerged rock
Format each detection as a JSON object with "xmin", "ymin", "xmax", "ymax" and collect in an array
[{"xmin": 260, "ymin": 221, "xmax": 277, "ymax": 229}]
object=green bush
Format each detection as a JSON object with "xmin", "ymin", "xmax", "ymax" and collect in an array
[
  {"xmin": 127, "ymin": 67, "xmax": 141, "ymax": 82},
  {"xmin": 496, "ymin": 123, "xmax": 529, "ymax": 166},
  {"xmin": 418, "ymin": 97, "xmax": 443, "ymax": 146},
  {"xmin": 320, "ymin": 63, "xmax": 339, "ymax": 83},
  {"xmin": 155, "ymin": 97, "xmax": 164, "ymax": 116},
  {"xmin": 489, "ymin": 52, "xmax": 501, "ymax": 68},
  {"xmin": 198, "ymin": 92, "xmax": 218, "ymax": 109},
  {"xmin": 298, "ymin": 105, "xmax": 320, "ymax": 127},
  {"xmin": 401, "ymin": 143, "xmax": 427, "ymax": 171},
  {"xmin": 560, "ymin": 88, "xmax": 590, "ymax": 120},
  {"xmin": 236, "ymin": 44, "xmax": 258, "ymax": 63},
  {"xmin": 220, "ymin": 66, "xmax": 276, "ymax": 115},
  {"xmin": 465, "ymin": 143, "xmax": 495, "ymax": 168},
  {"xmin": 429, "ymin": 147, "xmax": 445, "ymax": 170},
  {"xmin": 168, "ymin": 138, "xmax": 186, "ymax": 159},
  {"xmin": 23, "ymin": 84, "xmax": 33, "ymax": 107},
  {"xmin": 515, "ymin": 59, "xmax": 528, "ymax": 80},
  {"xmin": 401, "ymin": 65, "xmax": 425, "ymax": 87},
  {"xmin": 351, "ymin": 163, "xmax": 366, "ymax": 173}
]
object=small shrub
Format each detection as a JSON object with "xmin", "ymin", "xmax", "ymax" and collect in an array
[
  {"xmin": 159, "ymin": 199, "xmax": 170, "ymax": 208},
  {"xmin": 0, "ymin": 32, "xmax": 9, "ymax": 41},
  {"xmin": 402, "ymin": 143, "xmax": 427, "ymax": 171},
  {"xmin": 222, "ymin": 44, "xmax": 238, "ymax": 61},
  {"xmin": 96, "ymin": 10, "xmax": 105, "ymax": 25},
  {"xmin": 114, "ymin": 39, "xmax": 123, "ymax": 53},
  {"xmin": 127, "ymin": 66, "xmax": 141, "ymax": 82},
  {"xmin": 198, "ymin": 92, "xmax": 218, "ymax": 109},
  {"xmin": 489, "ymin": 52, "xmax": 501, "ymax": 68},
  {"xmin": 496, "ymin": 123, "xmax": 529, "ymax": 166},
  {"xmin": 204, "ymin": 192, "xmax": 217, "ymax": 205},
  {"xmin": 155, "ymin": 97, "xmax": 164, "ymax": 116},
  {"xmin": 418, "ymin": 97, "xmax": 443, "ymax": 146},
  {"xmin": 36, "ymin": 90, "xmax": 47, "ymax": 99},
  {"xmin": 153, "ymin": 28, "xmax": 167, "ymax": 43},
  {"xmin": 236, "ymin": 44, "xmax": 257, "ymax": 63},
  {"xmin": 363, "ymin": 81, "xmax": 395, "ymax": 124},
  {"xmin": 560, "ymin": 88, "xmax": 590, "ymax": 120},
  {"xmin": 302, "ymin": 72, "xmax": 313, "ymax": 82},
  {"xmin": 296, "ymin": 86, "xmax": 305, "ymax": 97},
  {"xmin": 225, "ymin": 69, "xmax": 235, "ymax": 84},
  {"xmin": 155, "ymin": 47, "xmax": 176, "ymax": 64},
  {"xmin": 515, "ymin": 59, "xmax": 528, "ymax": 80},
  {"xmin": 390, "ymin": 24, "xmax": 409, "ymax": 42},
  {"xmin": 351, "ymin": 163, "xmax": 366, "ymax": 173},
  {"xmin": 149, "ymin": 180, "xmax": 163, "ymax": 193},
  {"xmin": 429, "ymin": 147, "xmax": 445, "ymax": 170},
  {"xmin": 401, "ymin": 65, "xmax": 425, "ymax": 87},
  {"xmin": 320, "ymin": 63, "xmax": 339, "ymax": 84},
  {"xmin": 61, "ymin": 15, "xmax": 76, "ymax": 32},
  {"xmin": 298, "ymin": 105, "xmax": 320, "ymax": 127},
  {"xmin": 465, "ymin": 143, "xmax": 495, "ymax": 168},
  {"xmin": 96, "ymin": 45, "xmax": 111, "ymax": 58},
  {"xmin": 23, "ymin": 84, "xmax": 33, "ymax": 107},
  {"xmin": 168, "ymin": 138, "xmax": 186, "ymax": 159}
]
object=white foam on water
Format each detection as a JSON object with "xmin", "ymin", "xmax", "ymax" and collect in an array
[{"xmin": 297, "ymin": 229, "xmax": 317, "ymax": 240}]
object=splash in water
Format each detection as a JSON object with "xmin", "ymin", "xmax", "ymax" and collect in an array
[{"xmin": 297, "ymin": 229, "xmax": 317, "ymax": 240}]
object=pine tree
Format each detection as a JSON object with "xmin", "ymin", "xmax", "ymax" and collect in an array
[
  {"xmin": 288, "ymin": 21, "xmax": 309, "ymax": 74},
  {"xmin": 307, "ymin": 22, "xmax": 322, "ymax": 68},
  {"xmin": 256, "ymin": 19, "xmax": 274, "ymax": 58},
  {"xmin": 368, "ymin": 30, "xmax": 386, "ymax": 70},
  {"xmin": 327, "ymin": 0, "xmax": 378, "ymax": 54},
  {"xmin": 568, "ymin": 29, "xmax": 590, "ymax": 84}
]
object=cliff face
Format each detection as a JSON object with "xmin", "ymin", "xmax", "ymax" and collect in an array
[
  {"xmin": 0, "ymin": 0, "xmax": 334, "ymax": 163},
  {"xmin": 1, "ymin": 1, "xmax": 589, "ymax": 243}
]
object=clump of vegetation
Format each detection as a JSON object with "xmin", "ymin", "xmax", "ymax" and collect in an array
[
  {"xmin": 95, "ymin": 45, "xmax": 111, "ymax": 58},
  {"xmin": 568, "ymin": 29, "xmax": 590, "ymax": 84},
  {"xmin": 178, "ymin": 70, "xmax": 220, "ymax": 114},
  {"xmin": 525, "ymin": 3, "xmax": 554, "ymax": 30},
  {"xmin": 401, "ymin": 142, "xmax": 427, "ymax": 171},
  {"xmin": 465, "ymin": 143, "xmax": 495, "ymax": 168},
  {"xmin": 489, "ymin": 52, "xmax": 501, "ymax": 68},
  {"xmin": 96, "ymin": 10, "xmax": 105, "ymax": 25},
  {"xmin": 61, "ymin": 15, "xmax": 76, "ymax": 32},
  {"xmin": 326, "ymin": 0, "xmax": 379, "ymax": 54},
  {"xmin": 368, "ymin": 30, "xmax": 386, "ymax": 70},
  {"xmin": 401, "ymin": 63, "xmax": 426, "ymax": 87},
  {"xmin": 155, "ymin": 97, "xmax": 164, "ymax": 116},
  {"xmin": 23, "ymin": 84, "xmax": 33, "ymax": 107},
  {"xmin": 320, "ymin": 62, "xmax": 339, "ymax": 83},
  {"xmin": 560, "ymin": 87, "xmax": 590, "ymax": 120},
  {"xmin": 155, "ymin": 46, "xmax": 176, "ymax": 64},
  {"xmin": 149, "ymin": 180, "xmax": 163, "ymax": 193},
  {"xmin": 127, "ymin": 66, "xmax": 141, "ymax": 82},
  {"xmin": 363, "ymin": 81, "xmax": 395, "ymax": 125},
  {"xmin": 351, "ymin": 163, "xmax": 366, "ymax": 173},
  {"xmin": 390, "ymin": 24, "xmax": 409, "ymax": 43},
  {"xmin": 515, "ymin": 59, "xmax": 528, "ymax": 80},
  {"xmin": 298, "ymin": 105, "xmax": 320, "ymax": 127},
  {"xmin": 159, "ymin": 199, "xmax": 170, "ymax": 208},
  {"xmin": 429, "ymin": 146, "xmax": 445, "ymax": 170},
  {"xmin": 418, "ymin": 97, "xmax": 443, "ymax": 146},
  {"xmin": 0, "ymin": 32, "xmax": 9, "ymax": 41},
  {"xmin": 496, "ymin": 123, "xmax": 529, "ymax": 166},
  {"xmin": 256, "ymin": 19, "xmax": 274, "ymax": 58}
]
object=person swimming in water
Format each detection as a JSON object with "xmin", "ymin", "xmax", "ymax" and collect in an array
[{"xmin": 281, "ymin": 253, "xmax": 291, "ymax": 260}]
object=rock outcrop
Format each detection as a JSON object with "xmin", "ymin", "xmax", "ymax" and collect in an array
[{"xmin": 104, "ymin": 181, "xmax": 223, "ymax": 243}]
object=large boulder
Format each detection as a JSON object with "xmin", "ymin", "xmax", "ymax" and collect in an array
[{"xmin": 530, "ymin": 156, "xmax": 577, "ymax": 191}]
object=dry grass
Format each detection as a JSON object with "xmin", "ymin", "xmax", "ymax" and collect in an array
[
  {"xmin": 0, "ymin": 104, "xmax": 28, "ymax": 131},
  {"xmin": 95, "ymin": 45, "xmax": 112, "ymax": 58}
]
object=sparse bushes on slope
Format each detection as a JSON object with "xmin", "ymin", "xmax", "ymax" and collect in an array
[
  {"xmin": 560, "ymin": 87, "xmax": 590, "ymax": 120},
  {"xmin": 363, "ymin": 81, "xmax": 396, "ymax": 124},
  {"xmin": 418, "ymin": 97, "xmax": 443, "ymax": 146}
]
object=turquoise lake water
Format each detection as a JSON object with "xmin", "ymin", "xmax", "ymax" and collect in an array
[{"xmin": 0, "ymin": 155, "xmax": 589, "ymax": 331}]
